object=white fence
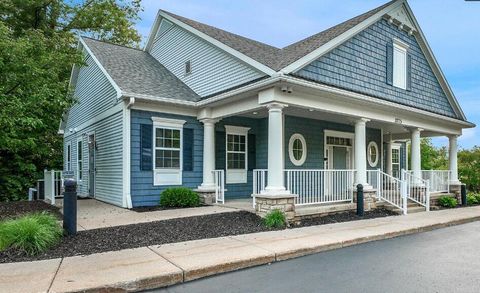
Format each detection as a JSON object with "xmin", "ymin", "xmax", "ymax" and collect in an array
[
  {"xmin": 212, "ymin": 170, "xmax": 225, "ymax": 204},
  {"xmin": 402, "ymin": 170, "xmax": 430, "ymax": 211},
  {"xmin": 43, "ymin": 170, "xmax": 63, "ymax": 205},
  {"xmin": 367, "ymin": 169, "xmax": 407, "ymax": 214},
  {"xmin": 420, "ymin": 170, "xmax": 450, "ymax": 193}
]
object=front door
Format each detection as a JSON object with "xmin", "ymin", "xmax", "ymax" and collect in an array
[
  {"xmin": 332, "ymin": 146, "xmax": 348, "ymax": 169},
  {"xmin": 324, "ymin": 131, "xmax": 354, "ymax": 201},
  {"xmin": 88, "ymin": 134, "xmax": 95, "ymax": 197}
]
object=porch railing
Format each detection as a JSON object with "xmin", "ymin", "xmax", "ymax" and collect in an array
[
  {"xmin": 212, "ymin": 170, "xmax": 225, "ymax": 204},
  {"xmin": 43, "ymin": 170, "xmax": 63, "ymax": 205},
  {"xmin": 420, "ymin": 170, "xmax": 450, "ymax": 193},
  {"xmin": 402, "ymin": 170, "xmax": 430, "ymax": 211},
  {"xmin": 367, "ymin": 169, "xmax": 407, "ymax": 215}
]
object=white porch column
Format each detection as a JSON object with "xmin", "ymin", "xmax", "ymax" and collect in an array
[
  {"xmin": 198, "ymin": 118, "xmax": 218, "ymax": 191},
  {"xmin": 264, "ymin": 103, "xmax": 288, "ymax": 194},
  {"xmin": 386, "ymin": 135, "xmax": 393, "ymax": 176},
  {"xmin": 410, "ymin": 128, "xmax": 422, "ymax": 180},
  {"xmin": 449, "ymin": 135, "xmax": 461, "ymax": 184},
  {"xmin": 354, "ymin": 118, "xmax": 370, "ymax": 188}
]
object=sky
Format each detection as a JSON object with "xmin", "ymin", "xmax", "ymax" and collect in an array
[{"xmin": 135, "ymin": 0, "xmax": 479, "ymax": 149}]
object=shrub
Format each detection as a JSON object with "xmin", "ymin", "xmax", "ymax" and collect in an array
[
  {"xmin": 467, "ymin": 193, "xmax": 478, "ymax": 205},
  {"xmin": 0, "ymin": 212, "xmax": 63, "ymax": 255},
  {"xmin": 263, "ymin": 209, "xmax": 287, "ymax": 229},
  {"xmin": 160, "ymin": 188, "xmax": 200, "ymax": 208},
  {"xmin": 438, "ymin": 196, "xmax": 458, "ymax": 208}
]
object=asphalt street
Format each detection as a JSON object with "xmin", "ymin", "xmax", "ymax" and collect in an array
[{"xmin": 151, "ymin": 221, "xmax": 480, "ymax": 293}]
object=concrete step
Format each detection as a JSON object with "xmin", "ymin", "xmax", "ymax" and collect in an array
[
  {"xmin": 407, "ymin": 206, "xmax": 426, "ymax": 213},
  {"xmin": 295, "ymin": 203, "xmax": 355, "ymax": 218}
]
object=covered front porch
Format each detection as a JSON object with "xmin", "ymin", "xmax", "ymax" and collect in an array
[{"xmin": 195, "ymin": 78, "xmax": 468, "ymax": 218}]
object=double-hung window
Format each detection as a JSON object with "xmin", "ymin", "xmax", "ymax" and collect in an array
[
  {"xmin": 225, "ymin": 125, "xmax": 250, "ymax": 184},
  {"xmin": 392, "ymin": 145, "xmax": 401, "ymax": 178},
  {"xmin": 392, "ymin": 39, "xmax": 409, "ymax": 90},
  {"xmin": 152, "ymin": 117, "xmax": 186, "ymax": 186},
  {"xmin": 77, "ymin": 139, "xmax": 83, "ymax": 181}
]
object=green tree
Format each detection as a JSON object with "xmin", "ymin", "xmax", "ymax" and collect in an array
[
  {"xmin": 0, "ymin": 0, "xmax": 142, "ymax": 201},
  {"xmin": 420, "ymin": 138, "xmax": 448, "ymax": 170},
  {"xmin": 458, "ymin": 147, "xmax": 480, "ymax": 192}
]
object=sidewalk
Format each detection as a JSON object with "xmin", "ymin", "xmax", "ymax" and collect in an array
[{"xmin": 2, "ymin": 206, "xmax": 480, "ymax": 293}]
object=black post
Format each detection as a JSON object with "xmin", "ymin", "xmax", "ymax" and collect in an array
[
  {"xmin": 357, "ymin": 184, "xmax": 364, "ymax": 216},
  {"xmin": 63, "ymin": 179, "xmax": 77, "ymax": 235},
  {"xmin": 461, "ymin": 184, "xmax": 467, "ymax": 206}
]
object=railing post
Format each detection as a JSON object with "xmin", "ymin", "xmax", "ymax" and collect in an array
[
  {"xmin": 426, "ymin": 179, "xmax": 430, "ymax": 212},
  {"xmin": 63, "ymin": 179, "xmax": 77, "ymax": 235},
  {"xmin": 356, "ymin": 184, "xmax": 364, "ymax": 216},
  {"xmin": 376, "ymin": 168, "xmax": 381, "ymax": 200}
]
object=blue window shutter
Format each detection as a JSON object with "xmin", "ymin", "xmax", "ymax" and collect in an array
[
  {"xmin": 248, "ymin": 134, "xmax": 256, "ymax": 171},
  {"xmin": 406, "ymin": 52, "xmax": 412, "ymax": 91},
  {"xmin": 183, "ymin": 128, "xmax": 194, "ymax": 171},
  {"xmin": 140, "ymin": 124, "xmax": 152, "ymax": 171},
  {"xmin": 215, "ymin": 131, "xmax": 225, "ymax": 170},
  {"xmin": 386, "ymin": 42, "xmax": 393, "ymax": 85}
]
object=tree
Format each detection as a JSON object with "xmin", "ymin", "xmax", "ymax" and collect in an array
[
  {"xmin": 0, "ymin": 0, "xmax": 142, "ymax": 201},
  {"xmin": 420, "ymin": 138, "xmax": 448, "ymax": 170},
  {"xmin": 458, "ymin": 147, "xmax": 480, "ymax": 192}
]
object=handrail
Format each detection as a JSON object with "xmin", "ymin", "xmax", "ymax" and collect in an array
[
  {"xmin": 212, "ymin": 170, "xmax": 225, "ymax": 204},
  {"xmin": 402, "ymin": 170, "xmax": 430, "ymax": 211},
  {"xmin": 367, "ymin": 169, "xmax": 407, "ymax": 215}
]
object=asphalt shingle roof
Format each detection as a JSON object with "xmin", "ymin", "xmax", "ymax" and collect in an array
[
  {"xmin": 162, "ymin": 0, "xmax": 396, "ymax": 71},
  {"xmin": 82, "ymin": 37, "xmax": 200, "ymax": 102}
]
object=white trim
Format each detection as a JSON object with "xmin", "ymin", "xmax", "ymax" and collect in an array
[
  {"xmin": 393, "ymin": 41, "xmax": 407, "ymax": 90},
  {"xmin": 151, "ymin": 117, "xmax": 187, "ymax": 128},
  {"xmin": 132, "ymin": 101, "xmax": 197, "ymax": 117},
  {"xmin": 324, "ymin": 130, "xmax": 355, "ymax": 140},
  {"xmin": 324, "ymin": 130, "xmax": 354, "ymax": 170},
  {"xmin": 122, "ymin": 102, "xmax": 132, "ymax": 208},
  {"xmin": 367, "ymin": 141, "xmax": 379, "ymax": 167},
  {"xmin": 76, "ymin": 137, "xmax": 83, "ymax": 182},
  {"xmin": 288, "ymin": 133, "xmax": 307, "ymax": 166},
  {"xmin": 66, "ymin": 141, "xmax": 72, "ymax": 171},
  {"xmin": 224, "ymin": 125, "xmax": 250, "ymax": 135},
  {"xmin": 393, "ymin": 38, "xmax": 410, "ymax": 49},
  {"xmin": 281, "ymin": 0, "xmax": 404, "ymax": 73},
  {"xmin": 157, "ymin": 11, "xmax": 276, "ymax": 76},
  {"xmin": 87, "ymin": 131, "xmax": 96, "ymax": 197},
  {"xmin": 79, "ymin": 37, "xmax": 122, "ymax": 99},
  {"xmin": 225, "ymin": 125, "xmax": 250, "ymax": 184}
]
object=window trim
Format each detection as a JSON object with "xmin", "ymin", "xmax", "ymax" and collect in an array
[
  {"xmin": 391, "ymin": 143, "xmax": 401, "ymax": 178},
  {"xmin": 392, "ymin": 39, "xmax": 409, "ymax": 90},
  {"xmin": 367, "ymin": 141, "xmax": 379, "ymax": 167},
  {"xmin": 77, "ymin": 137, "xmax": 83, "ymax": 182},
  {"xmin": 288, "ymin": 133, "xmax": 307, "ymax": 166},
  {"xmin": 151, "ymin": 117, "xmax": 186, "ymax": 186},
  {"xmin": 66, "ymin": 142, "xmax": 72, "ymax": 171},
  {"xmin": 225, "ymin": 125, "xmax": 250, "ymax": 184}
]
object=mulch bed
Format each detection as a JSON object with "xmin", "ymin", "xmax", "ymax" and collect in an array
[
  {"xmin": 0, "ymin": 207, "xmax": 398, "ymax": 264},
  {"xmin": 0, "ymin": 201, "xmax": 62, "ymax": 221},
  {"xmin": 293, "ymin": 208, "xmax": 397, "ymax": 227}
]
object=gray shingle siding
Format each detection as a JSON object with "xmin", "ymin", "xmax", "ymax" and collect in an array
[
  {"xmin": 295, "ymin": 19, "xmax": 457, "ymax": 118},
  {"xmin": 149, "ymin": 23, "xmax": 266, "ymax": 97}
]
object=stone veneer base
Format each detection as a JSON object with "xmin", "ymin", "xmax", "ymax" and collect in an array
[
  {"xmin": 253, "ymin": 194, "xmax": 297, "ymax": 221},
  {"xmin": 354, "ymin": 189, "xmax": 378, "ymax": 211}
]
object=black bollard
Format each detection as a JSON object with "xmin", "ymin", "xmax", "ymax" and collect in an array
[
  {"xmin": 356, "ymin": 184, "xmax": 364, "ymax": 217},
  {"xmin": 461, "ymin": 184, "xmax": 467, "ymax": 206},
  {"xmin": 63, "ymin": 179, "xmax": 77, "ymax": 235}
]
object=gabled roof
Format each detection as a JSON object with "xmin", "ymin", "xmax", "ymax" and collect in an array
[
  {"xmin": 81, "ymin": 37, "xmax": 200, "ymax": 102},
  {"xmin": 160, "ymin": 0, "xmax": 397, "ymax": 71}
]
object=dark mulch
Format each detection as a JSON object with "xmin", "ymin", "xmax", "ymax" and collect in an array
[
  {"xmin": 0, "ymin": 208, "xmax": 398, "ymax": 264},
  {"xmin": 293, "ymin": 208, "xmax": 398, "ymax": 227},
  {"xmin": 0, "ymin": 201, "xmax": 62, "ymax": 221}
]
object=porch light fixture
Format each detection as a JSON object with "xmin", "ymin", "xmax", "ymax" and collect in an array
[
  {"xmin": 395, "ymin": 118, "xmax": 403, "ymax": 124},
  {"xmin": 308, "ymin": 109, "xmax": 314, "ymax": 112},
  {"xmin": 252, "ymin": 111, "xmax": 258, "ymax": 115}
]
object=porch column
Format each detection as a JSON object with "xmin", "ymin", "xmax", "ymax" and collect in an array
[
  {"xmin": 449, "ymin": 135, "xmax": 461, "ymax": 184},
  {"xmin": 386, "ymin": 135, "xmax": 393, "ymax": 176},
  {"xmin": 198, "ymin": 118, "xmax": 218, "ymax": 191},
  {"xmin": 264, "ymin": 103, "xmax": 288, "ymax": 194},
  {"xmin": 354, "ymin": 118, "xmax": 370, "ymax": 188},
  {"xmin": 410, "ymin": 128, "xmax": 422, "ymax": 180}
]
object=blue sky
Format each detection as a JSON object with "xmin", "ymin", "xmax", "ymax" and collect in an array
[{"xmin": 135, "ymin": 0, "xmax": 479, "ymax": 149}]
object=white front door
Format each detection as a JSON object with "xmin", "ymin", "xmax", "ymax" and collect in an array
[{"xmin": 324, "ymin": 131, "xmax": 354, "ymax": 201}]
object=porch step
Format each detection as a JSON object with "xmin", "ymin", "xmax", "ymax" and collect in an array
[
  {"xmin": 408, "ymin": 205, "xmax": 426, "ymax": 214},
  {"xmin": 295, "ymin": 203, "xmax": 356, "ymax": 218}
]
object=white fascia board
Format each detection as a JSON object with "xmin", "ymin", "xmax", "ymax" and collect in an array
[
  {"xmin": 158, "ymin": 11, "xmax": 277, "ymax": 76},
  {"xmin": 403, "ymin": 1, "xmax": 467, "ymax": 121},
  {"xmin": 79, "ymin": 37, "xmax": 123, "ymax": 99},
  {"xmin": 144, "ymin": 10, "xmax": 162, "ymax": 52},
  {"xmin": 122, "ymin": 92, "xmax": 197, "ymax": 107},
  {"xmin": 281, "ymin": 0, "xmax": 404, "ymax": 74}
]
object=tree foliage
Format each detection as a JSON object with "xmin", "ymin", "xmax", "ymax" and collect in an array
[
  {"xmin": 458, "ymin": 147, "xmax": 480, "ymax": 192},
  {"xmin": 0, "ymin": 0, "xmax": 142, "ymax": 201},
  {"xmin": 420, "ymin": 138, "xmax": 448, "ymax": 170}
]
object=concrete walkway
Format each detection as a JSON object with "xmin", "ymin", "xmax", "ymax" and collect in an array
[
  {"xmin": 2, "ymin": 206, "xmax": 480, "ymax": 293},
  {"xmin": 56, "ymin": 199, "xmax": 238, "ymax": 230}
]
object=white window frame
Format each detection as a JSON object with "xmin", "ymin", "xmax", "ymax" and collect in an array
[
  {"xmin": 152, "ymin": 117, "xmax": 186, "ymax": 186},
  {"xmin": 392, "ymin": 39, "xmax": 409, "ymax": 90},
  {"xmin": 288, "ymin": 133, "xmax": 307, "ymax": 166},
  {"xmin": 225, "ymin": 125, "xmax": 250, "ymax": 184},
  {"xmin": 367, "ymin": 141, "xmax": 379, "ymax": 167},
  {"xmin": 391, "ymin": 143, "xmax": 401, "ymax": 178},
  {"xmin": 77, "ymin": 137, "xmax": 83, "ymax": 182},
  {"xmin": 324, "ymin": 130, "xmax": 354, "ymax": 170},
  {"xmin": 66, "ymin": 142, "xmax": 72, "ymax": 171}
]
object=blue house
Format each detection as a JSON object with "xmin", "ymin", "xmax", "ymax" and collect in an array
[{"xmin": 60, "ymin": 0, "xmax": 473, "ymax": 217}]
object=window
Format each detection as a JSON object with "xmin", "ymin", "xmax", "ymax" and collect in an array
[
  {"xmin": 77, "ymin": 139, "xmax": 83, "ymax": 181},
  {"xmin": 289, "ymin": 134, "xmax": 307, "ymax": 166},
  {"xmin": 393, "ymin": 40, "xmax": 408, "ymax": 89},
  {"xmin": 326, "ymin": 136, "xmax": 352, "ymax": 146},
  {"xmin": 225, "ymin": 125, "xmax": 250, "ymax": 184},
  {"xmin": 152, "ymin": 117, "xmax": 186, "ymax": 185},
  {"xmin": 367, "ymin": 141, "xmax": 379, "ymax": 167},
  {"xmin": 66, "ymin": 142, "xmax": 71, "ymax": 171},
  {"xmin": 185, "ymin": 60, "xmax": 191, "ymax": 75},
  {"xmin": 392, "ymin": 146, "xmax": 400, "ymax": 178}
]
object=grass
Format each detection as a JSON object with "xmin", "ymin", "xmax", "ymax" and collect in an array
[
  {"xmin": 263, "ymin": 209, "xmax": 287, "ymax": 229},
  {"xmin": 0, "ymin": 212, "xmax": 63, "ymax": 255}
]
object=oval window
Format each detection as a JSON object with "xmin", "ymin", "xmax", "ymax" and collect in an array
[
  {"xmin": 289, "ymin": 134, "xmax": 307, "ymax": 166},
  {"xmin": 367, "ymin": 141, "xmax": 379, "ymax": 167}
]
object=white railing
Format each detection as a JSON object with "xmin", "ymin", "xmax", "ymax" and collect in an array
[
  {"xmin": 367, "ymin": 169, "xmax": 407, "ymax": 215},
  {"xmin": 43, "ymin": 170, "xmax": 63, "ymax": 205},
  {"xmin": 212, "ymin": 170, "xmax": 225, "ymax": 204},
  {"xmin": 285, "ymin": 169, "xmax": 355, "ymax": 205},
  {"xmin": 420, "ymin": 170, "xmax": 450, "ymax": 193},
  {"xmin": 402, "ymin": 170, "xmax": 430, "ymax": 211},
  {"xmin": 252, "ymin": 169, "xmax": 268, "ymax": 195}
]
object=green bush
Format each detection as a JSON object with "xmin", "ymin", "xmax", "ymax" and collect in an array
[
  {"xmin": 263, "ymin": 209, "xmax": 287, "ymax": 229},
  {"xmin": 438, "ymin": 196, "xmax": 458, "ymax": 208},
  {"xmin": 160, "ymin": 188, "xmax": 200, "ymax": 208},
  {"xmin": 475, "ymin": 194, "xmax": 480, "ymax": 203},
  {"xmin": 0, "ymin": 212, "xmax": 63, "ymax": 255},
  {"xmin": 467, "ymin": 194, "xmax": 479, "ymax": 205}
]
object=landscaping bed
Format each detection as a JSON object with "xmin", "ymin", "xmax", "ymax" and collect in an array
[
  {"xmin": 0, "ymin": 208, "xmax": 397, "ymax": 264},
  {"xmin": 0, "ymin": 201, "xmax": 62, "ymax": 221}
]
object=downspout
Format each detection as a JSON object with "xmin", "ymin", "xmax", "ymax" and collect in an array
[{"xmin": 123, "ymin": 96, "xmax": 135, "ymax": 208}]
